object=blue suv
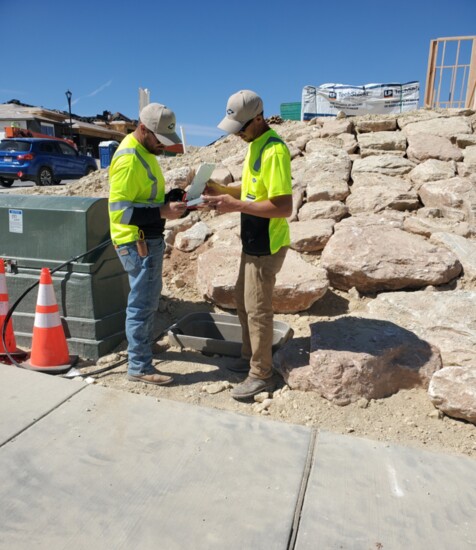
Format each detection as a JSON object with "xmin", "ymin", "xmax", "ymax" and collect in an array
[{"xmin": 0, "ymin": 138, "xmax": 97, "ymax": 187}]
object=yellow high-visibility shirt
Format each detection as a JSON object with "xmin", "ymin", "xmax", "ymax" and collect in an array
[
  {"xmin": 240, "ymin": 129, "xmax": 292, "ymax": 255},
  {"xmin": 108, "ymin": 133, "xmax": 165, "ymax": 245}
]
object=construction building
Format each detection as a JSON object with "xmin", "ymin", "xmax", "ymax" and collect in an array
[{"xmin": 0, "ymin": 100, "xmax": 135, "ymax": 158}]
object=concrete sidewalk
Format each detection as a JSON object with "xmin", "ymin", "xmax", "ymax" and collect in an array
[{"xmin": 1, "ymin": 364, "xmax": 475, "ymax": 549}]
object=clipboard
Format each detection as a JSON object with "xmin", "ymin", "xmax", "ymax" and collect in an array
[{"xmin": 186, "ymin": 163, "xmax": 215, "ymax": 206}]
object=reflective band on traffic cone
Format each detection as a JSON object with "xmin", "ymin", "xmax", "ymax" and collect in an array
[
  {"xmin": 23, "ymin": 268, "xmax": 76, "ymax": 373},
  {"xmin": 0, "ymin": 258, "xmax": 25, "ymax": 357}
]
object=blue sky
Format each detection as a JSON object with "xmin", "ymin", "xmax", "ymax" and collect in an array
[{"xmin": 1, "ymin": 0, "xmax": 475, "ymax": 146}]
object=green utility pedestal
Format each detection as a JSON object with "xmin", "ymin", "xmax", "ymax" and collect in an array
[{"xmin": 0, "ymin": 195, "xmax": 128, "ymax": 360}]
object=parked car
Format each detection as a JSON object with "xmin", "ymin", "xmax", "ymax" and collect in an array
[{"xmin": 0, "ymin": 138, "xmax": 97, "ymax": 187}]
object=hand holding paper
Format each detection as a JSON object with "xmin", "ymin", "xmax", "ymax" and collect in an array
[{"xmin": 186, "ymin": 163, "xmax": 215, "ymax": 207}]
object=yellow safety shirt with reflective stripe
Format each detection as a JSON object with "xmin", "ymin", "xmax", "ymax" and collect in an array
[
  {"xmin": 240, "ymin": 129, "xmax": 292, "ymax": 256},
  {"xmin": 108, "ymin": 133, "xmax": 165, "ymax": 245}
]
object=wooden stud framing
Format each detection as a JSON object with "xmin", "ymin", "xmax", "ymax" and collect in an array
[{"xmin": 424, "ymin": 36, "xmax": 476, "ymax": 109}]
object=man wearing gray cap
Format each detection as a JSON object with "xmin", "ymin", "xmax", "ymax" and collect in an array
[
  {"xmin": 203, "ymin": 90, "xmax": 293, "ymax": 400},
  {"xmin": 109, "ymin": 103, "xmax": 187, "ymax": 386}
]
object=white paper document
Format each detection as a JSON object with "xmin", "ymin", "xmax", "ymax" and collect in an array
[{"xmin": 186, "ymin": 163, "xmax": 215, "ymax": 205}]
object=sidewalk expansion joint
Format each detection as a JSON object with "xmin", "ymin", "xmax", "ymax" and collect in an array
[
  {"xmin": 0, "ymin": 382, "xmax": 88, "ymax": 449},
  {"xmin": 287, "ymin": 426, "xmax": 318, "ymax": 550}
]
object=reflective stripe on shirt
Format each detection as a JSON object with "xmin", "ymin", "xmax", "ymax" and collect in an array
[
  {"xmin": 110, "ymin": 147, "xmax": 164, "ymax": 224},
  {"xmin": 114, "ymin": 148, "xmax": 159, "ymax": 201}
]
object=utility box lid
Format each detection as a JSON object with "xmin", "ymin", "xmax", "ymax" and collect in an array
[
  {"xmin": 0, "ymin": 194, "xmax": 111, "ymax": 272},
  {"xmin": 168, "ymin": 312, "xmax": 294, "ymax": 357}
]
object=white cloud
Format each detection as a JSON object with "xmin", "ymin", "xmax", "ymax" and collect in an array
[{"xmin": 72, "ymin": 80, "xmax": 113, "ymax": 105}]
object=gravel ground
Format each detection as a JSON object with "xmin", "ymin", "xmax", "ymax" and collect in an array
[
  {"xmin": 10, "ymin": 125, "xmax": 475, "ymax": 460},
  {"xmin": 75, "ymin": 248, "xmax": 476, "ymax": 460}
]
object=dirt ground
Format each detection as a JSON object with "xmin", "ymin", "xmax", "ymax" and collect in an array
[
  {"xmin": 76, "ymin": 247, "xmax": 476, "ymax": 460},
  {"xmin": 7, "ymin": 121, "xmax": 474, "ymax": 461}
]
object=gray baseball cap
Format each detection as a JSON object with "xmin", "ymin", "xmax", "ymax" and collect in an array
[
  {"xmin": 140, "ymin": 103, "xmax": 181, "ymax": 146},
  {"xmin": 218, "ymin": 90, "xmax": 263, "ymax": 134}
]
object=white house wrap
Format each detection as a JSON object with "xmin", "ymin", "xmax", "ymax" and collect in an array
[{"xmin": 301, "ymin": 81, "xmax": 419, "ymax": 120}]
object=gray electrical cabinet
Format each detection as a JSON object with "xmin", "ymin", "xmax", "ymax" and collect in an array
[{"xmin": 0, "ymin": 194, "xmax": 129, "ymax": 360}]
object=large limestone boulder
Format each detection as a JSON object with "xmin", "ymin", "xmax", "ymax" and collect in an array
[
  {"xmin": 195, "ymin": 245, "xmax": 241, "ymax": 309},
  {"xmin": 357, "ymin": 130, "xmax": 407, "ymax": 157},
  {"xmin": 318, "ymin": 118, "xmax": 354, "ymax": 137},
  {"xmin": 306, "ymin": 173, "xmax": 350, "ymax": 202},
  {"xmin": 352, "ymin": 154, "xmax": 416, "ymax": 177},
  {"xmin": 346, "ymin": 176, "xmax": 419, "ymax": 214},
  {"xmin": 297, "ymin": 200, "xmax": 348, "ymax": 221},
  {"xmin": 328, "ymin": 210, "xmax": 407, "ymax": 230},
  {"xmin": 430, "ymin": 232, "xmax": 476, "ymax": 282},
  {"xmin": 396, "ymin": 110, "xmax": 441, "ymax": 129},
  {"xmin": 401, "ymin": 116, "xmax": 473, "ymax": 139},
  {"xmin": 210, "ymin": 165, "xmax": 233, "ymax": 185},
  {"xmin": 289, "ymin": 219, "xmax": 335, "ymax": 252},
  {"xmin": 196, "ymin": 247, "xmax": 329, "ymax": 313},
  {"xmin": 175, "ymin": 221, "xmax": 211, "ymax": 252},
  {"xmin": 408, "ymin": 159, "xmax": 457, "ymax": 187},
  {"xmin": 462, "ymin": 144, "xmax": 476, "ymax": 170},
  {"xmin": 406, "ymin": 133, "xmax": 463, "ymax": 163},
  {"xmin": 362, "ymin": 290, "xmax": 476, "ymax": 367},
  {"xmin": 321, "ymin": 217, "xmax": 462, "ymax": 292},
  {"xmin": 164, "ymin": 212, "xmax": 199, "ymax": 251},
  {"xmin": 428, "ymin": 367, "xmax": 476, "ymax": 424},
  {"xmin": 274, "ymin": 250, "xmax": 329, "ymax": 313},
  {"xmin": 205, "ymin": 211, "xmax": 241, "ymax": 248},
  {"xmin": 332, "ymin": 133, "xmax": 358, "ymax": 154},
  {"xmin": 351, "ymin": 173, "xmax": 411, "ymax": 190},
  {"xmin": 355, "ymin": 117, "xmax": 397, "ymax": 133},
  {"xmin": 403, "ymin": 211, "xmax": 472, "ymax": 239},
  {"xmin": 274, "ymin": 317, "xmax": 442, "ymax": 405},
  {"xmin": 302, "ymin": 145, "xmax": 352, "ymax": 181},
  {"xmin": 164, "ymin": 166, "xmax": 195, "ymax": 189},
  {"xmin": 418, "ymin": 177, "xmax": 476, "ymax": 224}
]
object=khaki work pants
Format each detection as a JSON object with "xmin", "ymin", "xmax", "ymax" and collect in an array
[{"xmin": 235, "ymin": 247, "xmax": 288, "ymax": 380}]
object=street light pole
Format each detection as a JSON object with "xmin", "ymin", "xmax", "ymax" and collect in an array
[{"xmin": 65, "ymin": 90, "xmax": 73, "ymax": 138}]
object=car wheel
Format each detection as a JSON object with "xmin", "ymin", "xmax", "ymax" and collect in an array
[
  {"xmin": 85, "ymin": 166, "xmax": 96, "ymax": 176},
  {"xmin": 0, "ymin": 178, "xmax": 14, "ymax": 188},
  {"xmin": 37, "ymin": 166, "xmax": 53, "ymax": 186}
]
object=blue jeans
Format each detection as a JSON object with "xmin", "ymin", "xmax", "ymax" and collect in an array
[{"xmin": 116, "ymin": 238, "xmax": 165, "ymax": 376}]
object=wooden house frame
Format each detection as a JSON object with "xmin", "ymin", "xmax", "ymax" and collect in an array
[{"xmin": 425, "ymin": 36, "xmax": 476, "ymax": 110}]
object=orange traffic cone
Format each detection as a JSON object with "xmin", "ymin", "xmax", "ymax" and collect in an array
[
  {"xmin": 0, "ymin": 258, "xmax": 26, "ymax": 359},
  {"xmin": 22, "ymin": 268, "xmax": 76, "ymax": 373}
]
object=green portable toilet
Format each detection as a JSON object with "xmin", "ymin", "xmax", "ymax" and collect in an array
[{"xmin": 0, "ymin": 194, "xmax": 129, "ymax": 360}]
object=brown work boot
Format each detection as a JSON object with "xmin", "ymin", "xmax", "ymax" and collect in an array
[
  {"xmin": 231, "ymin": 373, "xmax": 280, "ymax": 401},
  {"xmin": 127, "ymin": 370, "xmax": 173, "ymax": 386}
]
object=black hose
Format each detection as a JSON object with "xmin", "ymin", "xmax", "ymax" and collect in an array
[
  {"xmin": 1, "ymin": 239, "xmax": 112, "ymax": 369},
  {"xmin": 67, "ymin": 357, "xmax": 128, "ymax": 378},
  {"xmin": 64, "ymin": 322, "xmax": 173, "ymax": 378}
]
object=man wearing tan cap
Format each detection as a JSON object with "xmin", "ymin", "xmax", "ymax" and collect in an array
[
  {"xmin": 109, "ymin": 103, "xmax": 187, "ymax": 386},
  {"xmin": 203, "ymin": 90, "xmax": 293, "ymax": 400}
]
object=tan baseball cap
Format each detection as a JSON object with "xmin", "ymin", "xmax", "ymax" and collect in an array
[
  {"xmin": 140, "ymin": 103, "xmax": 181, "ymax": 146},
  {"xmin": 218, "ymin": 90, "xmax": 263, "ymax": 134}
]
